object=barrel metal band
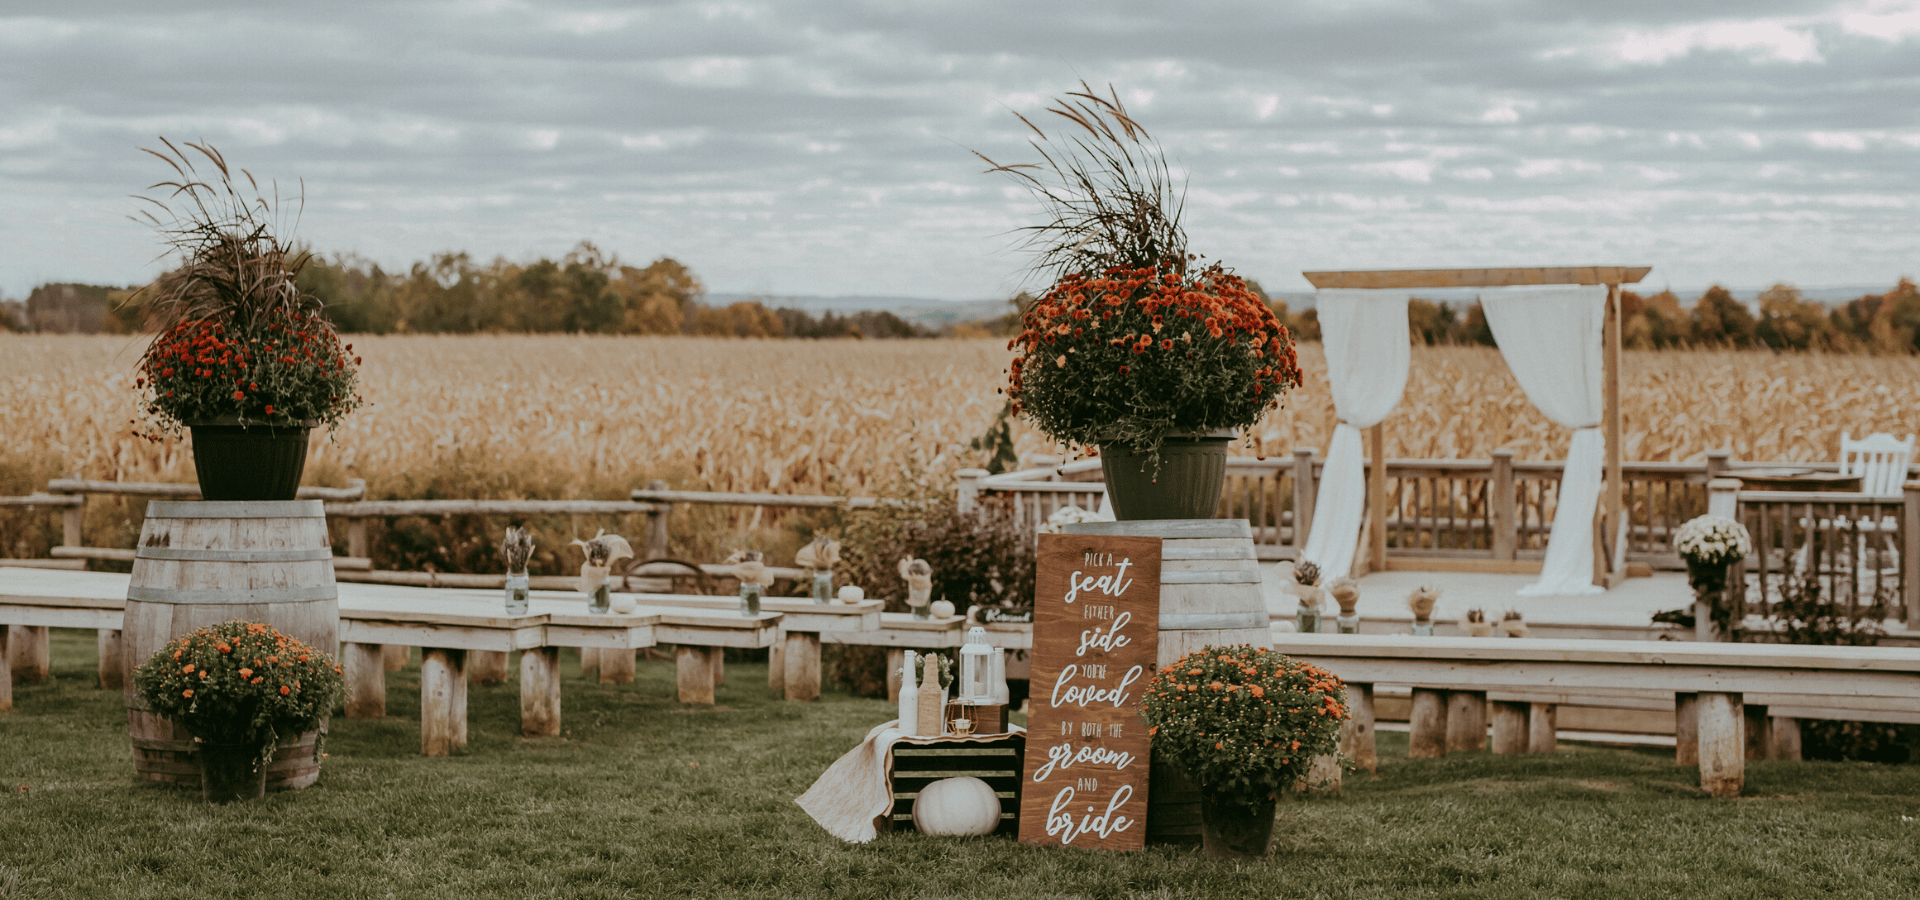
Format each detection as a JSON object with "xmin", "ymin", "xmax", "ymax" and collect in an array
[
  {"xmin": 1159, "ymin": 571, "xmax": 1263, "ymax": 585},
  {"xmin": 145, "ymin": 500, "xmax": 326, "ymax": 519},
  {"xmin": 135, "ymin": 547, "xmax": 335, "ymax": 562},
  {"xmin": 1159, "ymin": 612, "xmax": 1271, "ymax": 630},
  {"xmin": 127, "ymin": 585, "xmax": 338, "ymax": 604}
]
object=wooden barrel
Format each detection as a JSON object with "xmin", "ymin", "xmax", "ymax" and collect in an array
[
  {"xmin": 123, "ymin": 500, "xmax": 339, "ymax": 791},
  {"xmin": 1062, "ymin": 517, "xmax": 1272, "ymax": 847}
]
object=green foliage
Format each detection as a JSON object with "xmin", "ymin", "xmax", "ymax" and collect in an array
[
  {"xmin": 1139, "ymin": 646, "xmax": 1348, "ymax": 805},
  {"xmin": 132, "ymin": 621, "xmax": 345, "ymax": 760},
  {"xmin": 1008, "ymin": 264, "xmax": 1301, "ymax": 456},
  {"xmin": 968, "ymin": 401, "xmax": 1021, "ymax": 475}
]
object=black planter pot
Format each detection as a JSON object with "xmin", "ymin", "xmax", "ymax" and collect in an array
[
  {"xmin": 188, "ymin": 418, "xmax": 313, "ymax": 501},
  {"xmin": 1098, "ymin": 431, "xmax": 1232, "ymax": 521},
  {"xmin": 1198, "ymin": 792, "xmax": 1277, "ymax": 859},
  {"xmin": 196, "ymin": 740, "xmax": 267, "ymax": 804}
]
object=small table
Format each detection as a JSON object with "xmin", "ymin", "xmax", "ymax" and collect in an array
[{"xmin": 886, "ymin": 731, "xmax": 1026, "ymax": 836}]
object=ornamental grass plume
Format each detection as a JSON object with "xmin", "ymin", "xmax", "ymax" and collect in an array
[
  {"xmin": 1407, "ymin": 585, "xmax": 1441, "ymax": 623},
  {"xmin": 1327, "ymin": 577, "xmax": 1360, "ymax": 617},
  {"xmin": 572, "ymin": 530, "xmax": 634, "ymax": 593},
  {"xmin": 500, "ymin": 526, "xmax": 535, "ymax": 573},
  {"xmin": 726, "ymin": 549, "xmax": 776, "ymax": 589},
  {"xmin": 132, "ymin": 620, "xmax": 344, "ymax": 767},
  {"xmin": 794, "ymin": 534, "xmax": 840, "ymax": 571},
  {"xmin": 129, "ymin": 139, "xmax": 361, "ymax": 439},
  {"xmin": 1139, "ymin": 645, "xmax": 1347, "ymax": 806},
  {"xmin": 980, "ymin": 84, "xmax": 1302, "ymax": 460}
]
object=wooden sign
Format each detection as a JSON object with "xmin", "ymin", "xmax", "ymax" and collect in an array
[{"xmin": 1018, "ymin": 533, "xmax": 1160, "ymax": 851}]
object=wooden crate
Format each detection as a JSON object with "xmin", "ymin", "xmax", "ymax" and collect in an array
[{"xmin": 887, "ymin": 734, "xmax": 1024, "ymax": 836}]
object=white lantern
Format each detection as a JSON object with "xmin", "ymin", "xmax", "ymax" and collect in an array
[{"xmin": 959, "ymin": 626, "xmax": 995, "ymax": 705}]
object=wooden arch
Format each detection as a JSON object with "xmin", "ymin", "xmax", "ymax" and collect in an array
[{"xmin": 1299, "ymin": 266, "xmax": 1652, "ymax": 588}]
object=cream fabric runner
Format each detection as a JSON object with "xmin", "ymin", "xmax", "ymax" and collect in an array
[
  {"xmin": 1299, "ymin": 289, "xmax": 1412, "ymax": 579},
  {"xmin": 796, "ymin": 721, "xmax": 1027, "ymax": 843}
]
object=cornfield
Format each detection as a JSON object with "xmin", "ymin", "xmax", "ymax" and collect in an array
[{"xmin": 4, "ymin": 334, "xmax": 1920, "ymax": 499}]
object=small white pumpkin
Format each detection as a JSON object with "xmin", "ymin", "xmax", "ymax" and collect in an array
[
  {"xmin": 929, "ymin": 599, "xmax": 956, "ymax": 618},
  {"xmin": 911, "ymin": 776, "xmax": 1000, "ymax": 836}
]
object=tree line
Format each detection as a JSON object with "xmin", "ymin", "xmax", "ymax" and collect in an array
[{"xmin": 6, "ymin": 247, "xmax": 1918, "ymax": 353}]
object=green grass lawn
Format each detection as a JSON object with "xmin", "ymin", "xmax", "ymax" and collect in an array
[{"xmin": 3, "ymin": 628, "xmax": 1917, "ymax": 900}]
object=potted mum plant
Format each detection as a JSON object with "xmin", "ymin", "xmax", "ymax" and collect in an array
[
  {"xmin": 1675, "ymin": 514, "xmax": 1753, "ymax": 639},
  {"xmin": 132, "ymin": 620, "xmax": 345, "ymax": 803},
  {"xmin": 131, "ymin": 139, "xmax": 361, "ymax": 501},
  {"xmin": 980, "ymin": 85, "xmax": 1303, "ymax": 519},
  {"xmin": 1139, "ymin": 645, "xmax": 1348, "ymax": 859}
]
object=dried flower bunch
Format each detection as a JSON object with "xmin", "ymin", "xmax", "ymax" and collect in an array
[
  {"xmin": 1327, "ymin": 577, "xmax": 1360, "ymax": 616},
  {"xmin": 132, "ymin": 620, "xmax": 345, "ymax": 764},
  {"xmin": 1407, "ymin": 585, "xmax": 1441, "ymax": 622},
  {"xmin": 572, "ymin": 530, "xmax": 634, "ymax": 594},
  {"xmin": 500, "ymin": 526, "xmax": 535, "ymax": 573},
  {"xmin": 794, "ymin": 534, "xmax": 840, "ymax": 571},
  {"xmin": 913, "ymin": 651, "xmax": 954, "ymax": 690},
  {"xmin": 982, "ymin": 85, "xmax": 1301, "ymax": 458},
  {"xmin": 1139, "ymin": 645, "xmax": 1348, "ymax": 806},
  {"xmin": 130, "ymin": 139, "xmax": 361, "ymax": 439},
  {"xmin": 1674, "ymin": 515, "xmax": 1753, "ymax": 568},
  {"xmin": 726, "ymin": 549, "xmax": 776, "ymax": 588}
]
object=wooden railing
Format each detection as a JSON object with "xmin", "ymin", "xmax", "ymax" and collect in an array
[{"xmin": 1728, "ymin": 488, "xmax": 1917, "ymax": 627}]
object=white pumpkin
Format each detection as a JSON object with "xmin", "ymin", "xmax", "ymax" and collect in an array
[
  {"xmin": 911, "ymin": 776, "xmax": 1000, "ymax": 836},
  {"xmin": 929, "ymin": 599, "xmax": 956, "ymax": 618}
]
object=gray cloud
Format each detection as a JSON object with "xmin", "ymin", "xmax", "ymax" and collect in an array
[{"xmin": 3, "ymin": 0, "xmax": 1917, "ymax": 302}]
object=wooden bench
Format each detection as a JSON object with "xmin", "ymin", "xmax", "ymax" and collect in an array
[
  {"xmin": 1269, "ymin": 633, "xmax": 1920, "ymax": 796},
  {"xmin": 611, "ymin": 593, "xmax": 881, "ymax": 701}
]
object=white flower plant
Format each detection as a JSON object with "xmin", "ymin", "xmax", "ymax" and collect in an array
[{"xmin": 1674, "ymin": 515, "xmax": 1753, "ymax": 568}]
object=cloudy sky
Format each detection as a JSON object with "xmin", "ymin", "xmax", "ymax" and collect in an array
[{"xmin": 3, "ymin": 0, "xmax": 1918, "ymax": 303}]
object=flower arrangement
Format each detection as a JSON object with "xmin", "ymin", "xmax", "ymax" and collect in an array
[
  {"xmin": 129, "ymin": 139, "xmax": 360, "ymax": 440},
  {"xmin": 1139, "ymin": 645, "xmax": 1348, "ymax": 804},
  {"xmin": 1675, "ymin": 514, "xmax": 1753, "ymax": 569},
  {"xmin": 981, "ymin": 85, "xmax": 1302, "ymax": 458},
  {"xmin": 132, "ymin": 620, "xmax": 345, "ymax": 764}
]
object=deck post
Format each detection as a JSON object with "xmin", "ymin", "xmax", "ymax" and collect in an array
[
  {"xmin": 1490, "ymin": 450, "xmax": 1516, "ymax": 560},
  {"xmin": 520, "ymin": 647, "xmax": 561, "ymax": 737},
  {"xmin": 643, "ymin": 479, "xmax": 670, "ymax": 560},
  {"xmin": 956, "ymin": 468, "xmax": 989, "ymax": 516},
  {"xmin": 1708, "ymin": 477, "xmax": 1740, "ymax": 520},
  {"xmin": 1903, "ymin": 481, "xmax": 1920, "ymax": 627},
  {"xmin": 1409, "ymin": 688, "xmax": 1448, "ymax": 758},
  {"xmin": 1600, "ymin": 282, "xmax": 1627, "ymax": 587},
  {"xmin": 347, "ymin": 518, "xmax": 369, "ymax": 560},
  {"xmin": 1368, "ymin": 425, "xmax": 1387, "ymax": 572},
  {"xmin": 1705, "ymin": 449, "xmax": 1733, "ymax": 480},
  {"xmin": 1292, "ymin": 448, "xmax": 1317, "ymax": 552}
]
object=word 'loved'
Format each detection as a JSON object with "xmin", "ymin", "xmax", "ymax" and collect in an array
[{"xmin": 1050, "ymin": 663, "xmax": 1143, "ymax": 709}]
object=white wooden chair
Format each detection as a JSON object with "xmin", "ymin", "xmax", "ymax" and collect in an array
[{"xmin": 1794, "ymin": 432, "xmax": 1915, "ymax": 590}]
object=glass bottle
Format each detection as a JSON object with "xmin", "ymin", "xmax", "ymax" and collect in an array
[
  {"xmin": 1336, "ymin": 613, "xmax": 1359, "ymax": 635},
  {"xmin": 810, "ymin": 570, "xmax": 833, "ymax": 604},
  {"xmin": 504, "ymin": 572, "xmax": 530, "ymax": 616},
  {"xmin": 1411, "ymin": 620, "xmax": 1433, "ymax": 637},
  {"xmin": 588, "ymin": 579, "xmax": 611, "ymax": 615},
  {"xmin": 1296, "ymin": 606, "xmax": 1321, "ymax": 634},
  {"xmin": 740, "ymin": 583, "xmax": 761, "ymax": 616}
]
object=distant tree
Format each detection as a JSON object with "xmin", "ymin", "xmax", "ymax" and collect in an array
[
  {"xmin": 0, "ymin": 296, "xmax": 23, "ymax": 331},
  {"xmin": 613, "ymin": 257, "xmax": 701, "ymax": 335},
  {"xmin": 689, "ymin": 300, "xmax": 784, "ymax": 337},
  {"xmin": 25, "ymin": 283, "xmax": 117, "ymax": 333},
  {"xmin": 1690, "ymin": 286, "xmax": 1756, "ymax": 347},
  {"xmin": 1406, "ymin": 298, "xmax": 1459, "ymax": 345},
  {"xmin": 1755, "ymin": 283, "xmax": 1840, "ymax": 351},
  {"xmin": 1457, "ymin": 302, "xmax": 1496, "ymax": 346}
]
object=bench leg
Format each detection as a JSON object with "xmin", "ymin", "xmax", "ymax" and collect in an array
[
  {"xmin": 712, "ymin": 648, "xmax": 725, "ymax": 687},
  {"xmin": 1490, "ymin": 700, "xmax": 1530, "ymax": 754},
  {"xmin": 470, "ymin": 650, "xmax": 510, "ymax": 686},
  {"xmin": 1341, "ymin": 683, "xmax": 1376, "ymax": 773},
  {"xmin": 1446, "ymin": 690, "xmax": 1487, "ymax": 753},
  {"xmin": 344, "ymin": 642, "xmax": 387, "ymax": 719},
  {"xmin": 1697, "ymin": 692, "xmax": 1744, "ymax": 797},
  {"xmin": 97, "ymin": 629, "xmax": 124, "ymax": 690},
  {"xmin": 1768, "ymin": 716, "xmax": 1802, "ymax": 761},
  {"xmin": 0, "ymin": 625, "xmax": 12, "ymax": 712},
  {"xmin": 783, "ymin": 632, "xmax": 821, "ymax": 702},
  {"xmin": 768, "ymin": 637, "xmax": 785, "ymax": 695},
  {"xmin": 1743, "ymin": 703, "xmax": 1769, "ymax": 761},
  {"xmin": 599, "ymin": 647, "xmax": 635, "ymax": 684},
  {"xmin": 579, "ymin": 647, "xmax": 599, "ymax": 681},
  {"xmin": 520, "ymin": 647, "xmax": 561, "ymax": 737},
  {"xmin": 1527, "ymin": 703, "xmax": 1557, "ymax": 754},
  {"xmin": 420, "ymin": 648, "xmax": 469, "ymax": 757},
  {"xmin": 1674, "ymin": 692, "xmax": 1699, "ymax": 766},
  {"xmin": 1409, "ymin": 688, "xmax": 1449, "ymax": 758},
  {"xmin": 886, "ymin": 648, "xmax": 905, "ymax": 703},
  {"xmin": 9, "ymin": 625, "xmax": 49, "ymax": 685},
  {"xmin": 677, "ymin": 646, "xmax": 716, "ymax": 704},
  {"xmin": 383, "ymin": 644, "xmax": 410, "ymax": 671}
]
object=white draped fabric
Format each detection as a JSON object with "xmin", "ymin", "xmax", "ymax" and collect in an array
[
  {"xmin": 1479, "ymin": 285, "xmax": 1608, "ymax": 596},
  {"xmin": 1299, "ymin": 290, "xmax": 1411, "ymax": 579}
]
